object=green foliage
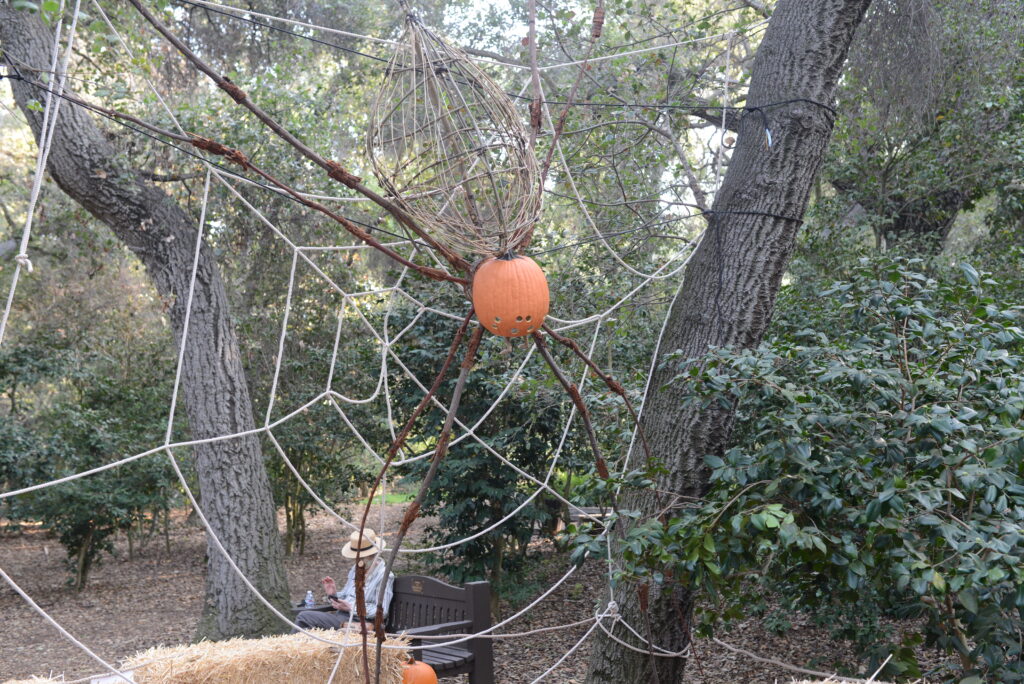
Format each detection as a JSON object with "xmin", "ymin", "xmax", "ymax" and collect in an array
[
  {"xmin": 826, "ymin": 0, "xmax": 1024, "ymax": 249},
  {"xmin": 1, "ymin": 337, "xmax": 178, "ymax": 589},
  {"xmin": 588, "ymin": 258, "xmax": 1024, "ymax": 681}
]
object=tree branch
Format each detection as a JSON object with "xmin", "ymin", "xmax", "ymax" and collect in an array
[
  {"xmin": 739, "ymin": 0, "xmax": 772, "ymax": 18},
  {"xmin": 9, "ymin": 71, "xmax": 466, "ymax": 285},
  {"xmin": 125, "ymin": 0, "xmax": 471, "ymax": 275},
  {"xmin": 532, "ymin": 331, "xmax": 612, "ymax": 485}
]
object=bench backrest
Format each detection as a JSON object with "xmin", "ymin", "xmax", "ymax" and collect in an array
[
  {"xmin": 385, "ymin": 575, "xmax": 494, "ymax": 684},
  {"xmin": 386, "ymin": 575, "xmax": 472, "ymax": 631}
]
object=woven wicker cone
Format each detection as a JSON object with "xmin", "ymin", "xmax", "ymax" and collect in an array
[
  {"xmin": 367, "ymin": 17, "xmax": 541, "ymax": 258},
  {"xmin": 117, "ymin": 629, "xmax": 409, "ymax": 684}
]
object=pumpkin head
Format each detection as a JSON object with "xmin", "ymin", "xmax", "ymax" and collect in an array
[
  {"xmin": 472, "ymin": 255, "xmax": 549, "ymax": 338},
  {"xmin": 402, "ymin": 657, "xmax": 438, "ymax": 684}
]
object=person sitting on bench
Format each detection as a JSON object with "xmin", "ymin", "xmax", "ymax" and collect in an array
[{"xmin": 295, "ymin": 528, "xmax": 395, "ymax": 630}]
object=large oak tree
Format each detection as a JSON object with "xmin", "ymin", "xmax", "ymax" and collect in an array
[
  {"xmin": 1, "ymin": 5, "xmax": 289, "ymax": 640},
  {"xmin": 584, "ymin": 0, "xmax": 874, "ymax": 681}
]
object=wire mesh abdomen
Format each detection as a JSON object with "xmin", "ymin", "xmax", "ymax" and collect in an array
[{"xmin": 367, "ymin": 19, "xmax": 540, "ymax": 258}]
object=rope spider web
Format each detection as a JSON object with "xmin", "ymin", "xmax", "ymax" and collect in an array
[{"xmin": 0, "ymin": 1, "xmax": 744, "ymax": 681}]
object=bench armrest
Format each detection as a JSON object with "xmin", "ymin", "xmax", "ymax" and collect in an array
[
  {"xmin": 399, "ymin": 619, "xmax": 473, "ymax": 660},
  {"xmin": 401, "ymin": 619, "xmax": 472, "ymax": 639}
]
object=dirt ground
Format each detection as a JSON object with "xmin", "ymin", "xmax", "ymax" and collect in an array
[{"xmin": 0, "ymin": 506, "xmax": 905, "ymax": 683}]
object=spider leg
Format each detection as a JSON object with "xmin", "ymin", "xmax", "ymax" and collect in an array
[
  {"xmin": 542, "ymin": 323, "xmax": 653, "ymax": 467},
  {"xmin": 369, "ymin": 325, "xmax": 484, "ymax": 682},
  {"xmin": 349, "ymin": 309, "xmax": 473, "ymax": 683},
  {"xmin": 532, "ymin": 332, "xmax": 617, "ymax": 513}
]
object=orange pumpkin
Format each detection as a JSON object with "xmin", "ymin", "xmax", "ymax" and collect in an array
[
  {"xmin": 472, "ymin": 255, "xmax": 549, "ymax": 338},
  {"xmin": 402, "ymin": 657, "xmax": 438, "ymax": 684}
]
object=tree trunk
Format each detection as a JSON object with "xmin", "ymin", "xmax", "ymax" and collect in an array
[
  {"xmin": 1, "ymin": 7, "xmax": 289, "ymax": 640},
  {"xmin": 585, "ymin": 1, "xmax": 873, "ymax": 681}
]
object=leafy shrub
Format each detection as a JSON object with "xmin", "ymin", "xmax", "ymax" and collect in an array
[
  {"xmin": 1, "ymin": 339, "xmax": 178, "ymax": 589},
  {"xmin": 599, "ymin": 258, "xmax": 1024, "ymax": 682}
]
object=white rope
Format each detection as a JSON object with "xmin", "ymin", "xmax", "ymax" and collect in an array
[
  {"xmin": 528, "ymin": 613, "xmax": 605, "ymax": 683},
  {"xmin": 539, "ymin": 23, "xmax": 768, "ymax": 71},
  {"xmin": 163, "ymin": 169, "xmax": 211, "ymax": 442},
  {"xmin": 0, "ymin": 0, "xmax": 81, "ymax": 346},
  {"xmin": 0, "ymin": 566, "xmax": 133, "ymax": 683},
  {"xmin": 0, "ymin": 389, "xmax": 332, "ymax": 499},
  {"xmin": 595, "ymin": 616, "xmax": 689, "ymax": 657},
  {"xmin": 0, "ymin": 0, "xmax": 738, "ymax": 668}
]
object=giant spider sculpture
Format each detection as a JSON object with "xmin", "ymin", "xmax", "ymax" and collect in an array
[{"xmin": 123, "ymin": 1, "xmax": 646, "ymax": 680}]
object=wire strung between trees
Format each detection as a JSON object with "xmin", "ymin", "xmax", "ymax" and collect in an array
[
  {"xmin": 1, "ymin": 70, "xmax": 806, "ymax": 264},
  {"xmin": 171, "ymin": 0, "xmax": 783, "ymax": 119},
  {"xmin": 171, "ymin": 0, "xmax": 766, "ymax": 73}
]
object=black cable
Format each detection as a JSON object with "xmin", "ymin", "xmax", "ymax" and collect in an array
[
  {"xmin": 165, "ymin": 1, "xmax": 838, "ymax": 119},
  {"xmin": 1, "ymin": 72, "xmax": 806, "ymax": 264}
]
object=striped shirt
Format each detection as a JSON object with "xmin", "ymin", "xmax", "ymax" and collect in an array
[{"xmin": 336, "ymin": 560, "xmax": 395, "ymax": 620}]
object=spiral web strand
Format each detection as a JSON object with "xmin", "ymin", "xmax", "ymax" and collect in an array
[{"xmin": 0, "ymin": 3, "xmax": 744, "ymax": 681}]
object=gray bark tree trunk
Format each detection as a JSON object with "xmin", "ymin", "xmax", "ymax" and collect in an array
[
  {"xmin": 1, "ymin": 6, "xmax": 289, "ymax": 640},
  {"xmin": 585, "ymin": 0, "xmax": 873, "ymax": 681}
]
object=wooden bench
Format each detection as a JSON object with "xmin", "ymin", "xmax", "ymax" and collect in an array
[
  {"xmin": 295, "ymin": 575, "xmax": 494, "ymax": 683},
  {"xmin": 387, "ymin": 575, "xmax": 494, "ymax": 684}
]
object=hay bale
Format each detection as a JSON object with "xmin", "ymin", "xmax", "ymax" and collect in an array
[{"xmin": 122, "ymin": 629, "xmax": 408, "ymax": 684}]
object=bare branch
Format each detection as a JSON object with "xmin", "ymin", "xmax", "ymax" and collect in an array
[
  {"xmin": 125, "ymin": 0, "xmax": 471, "ymax": 275},
  {"xmin": 739, "ymin": 0, "xmax": 772, "ymax": 18}
]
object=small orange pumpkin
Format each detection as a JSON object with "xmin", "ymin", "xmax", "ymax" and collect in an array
[
  {"xmin": 402, "ymin": 657, "xmax": 438, "ymax": 684},
  {"xmin": 472, "ymin": 254, "xmax": 549, "ymax": 338}
]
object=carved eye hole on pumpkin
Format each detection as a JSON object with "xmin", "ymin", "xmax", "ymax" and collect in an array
[
  {"xmin": 526, "ymin": 315, "xmax": 532, "ymax": 322},
  {"xmin": 516, "ymin": 315, "xmax": 523, "ymax": 322}
]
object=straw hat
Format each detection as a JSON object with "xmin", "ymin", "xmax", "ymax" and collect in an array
[{"xmin": 341, "ymin": 528, "xmax": 386, "ymax": 559}]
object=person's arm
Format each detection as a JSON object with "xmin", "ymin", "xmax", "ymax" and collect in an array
[
  {"xmin": 379, "ymin": 571, "xmax": 395, "ymax": 619},
  {"xmin": 339, "ymin": 565, "xmax": 357, "ymax": 606}
]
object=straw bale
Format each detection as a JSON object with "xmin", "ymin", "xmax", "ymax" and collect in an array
[{"xmin": 121, "ymin": 629, "xmax": 408, "ymax": 684}]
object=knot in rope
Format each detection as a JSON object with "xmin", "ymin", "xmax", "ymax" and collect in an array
[
  {"xmin": 15, "ymin": 253, "xmax": 33, "ymax": 274},
  {"xmin": 604, "ymin": 600, "xmax": 619, "ymax": 618},
  {"xmin": 188, "ymin": 135, "xmax": 249, "ymax": 169}
]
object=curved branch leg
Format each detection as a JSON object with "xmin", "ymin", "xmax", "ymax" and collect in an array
[
  {"xmin": 370, "ymin": 326, "xmax": 485, "ymax": 683},
  {"xmin": 532, "ymin": 332, "xmax": 616, "ymax": 511},
  {"xmin": 542, "ymin": 324, "xmax": 653, "ymax": 467}
]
